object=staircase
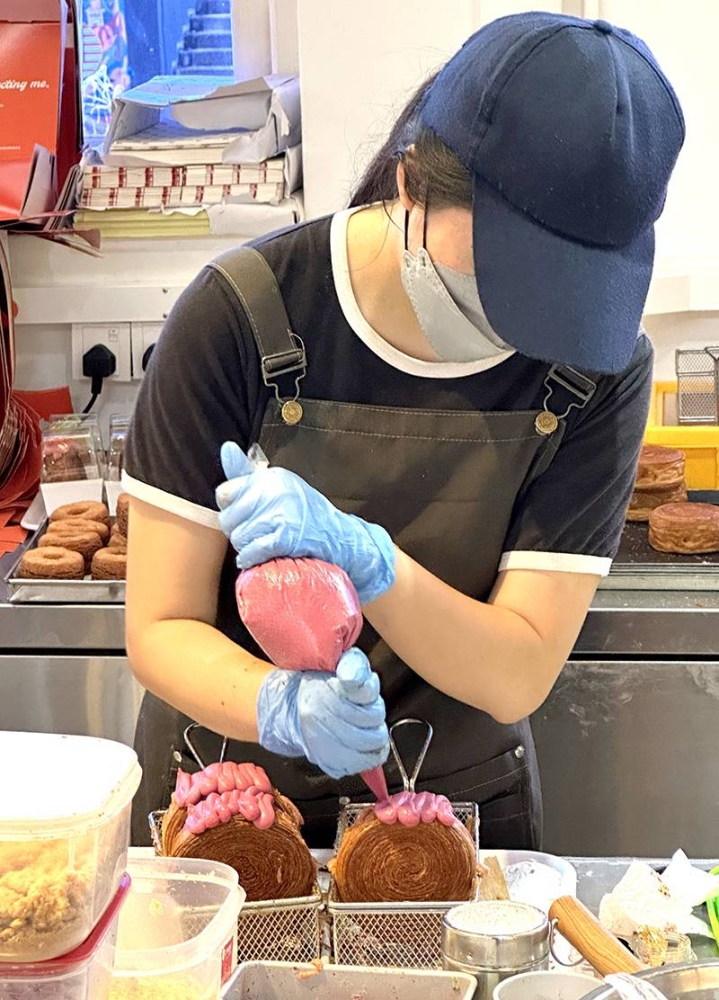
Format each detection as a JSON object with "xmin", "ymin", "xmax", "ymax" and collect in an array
[{"xmin": 176, "ymin": 0, "xmax": 234, "ymax": 76}]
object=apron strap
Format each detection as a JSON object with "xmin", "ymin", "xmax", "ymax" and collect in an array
[
  {"xmin": 524, "ymin": 364, "xmax": 598, "ymax": 483},
  {"xmin": 209, "ymin": 247, "xmax": 307, "ymax": 409}
]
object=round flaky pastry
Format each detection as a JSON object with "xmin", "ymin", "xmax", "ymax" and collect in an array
[
  {"xmin": 648, "ymin": 502, "xmax": 719, "ymax": 554},
  {"xmin": 161, "ymin": 789, "xmax": 315, "ymax": 902},
  {"xmin": 332, "ymin": 806, "xmax": 478, "ymax": 903},
  {"xmin": 634, "ymin": 444, "xmax": 685, "ymax": 491},
  {"xmin": 627, "ymin": 482, "xmax": 688, "ymax": 522}
]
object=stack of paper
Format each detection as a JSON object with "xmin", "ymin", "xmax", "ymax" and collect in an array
[{"xmin": 73, "ymin": 73, "xmax": 303, "ymax": 240}]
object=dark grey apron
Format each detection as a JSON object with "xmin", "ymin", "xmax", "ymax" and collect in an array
[{"xmin": 131, "ymin": 248, "xmax": 595, "ymax": 849}]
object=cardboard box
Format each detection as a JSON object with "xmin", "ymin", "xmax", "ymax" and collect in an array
[{"xmin": 0, "ymin": 0, "xmax": 68, "ymax": 220}]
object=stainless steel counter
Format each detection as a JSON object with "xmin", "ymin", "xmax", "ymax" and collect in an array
[
  {"xmin": 2, "ymin": 545, "xmax": 719, "ymax": 857},
  {"xmin": 1, "ymin": 587, "xmax": 718, "ymax": 655}
]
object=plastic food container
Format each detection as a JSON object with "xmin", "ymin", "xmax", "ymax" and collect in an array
[
  {"xmin": 0, "ymin": 874, "xmax": 131, "ymax": 1000},
  {"xmin": 110, "ymin": 854, "xmax": 245, "ymax": 1000},
  {"xmin": 105, "ymin": 415, "xmax": 129, "ymax": 515},
  {"xmin": 0, "ymin": 732, "xmax": 141, "ymax": 962},
  {"xmin": 479, "ymin": 850, "xmax": 578, "ymax": 964},
  {"xmin": 41, "ymin": 425, "xmax": 103, "ymax": 513},
  {"xmin": 493, "ymin": 970, "xmax": 599, "ymax": 1000},
  {"xmin": 222, "ymin": 961, "xmax": 479, "ymax": 999}
]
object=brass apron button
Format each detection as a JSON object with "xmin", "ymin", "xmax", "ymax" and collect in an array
[
  {"xmin": 281, "ymin": 399, "xmax": 303, "ymax": 425},
  {"xmin": 535, "ymin": 411, "xmax": 559, "ymax": 435}
]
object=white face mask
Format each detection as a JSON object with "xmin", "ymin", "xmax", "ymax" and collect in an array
[{"xmin": 400, "ymin": 215, "xmax": 514, "ymax": 364}]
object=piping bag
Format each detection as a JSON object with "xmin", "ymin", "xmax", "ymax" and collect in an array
[{"xmin": 226, "ymin": 443, "xmax": 389, "ymax": 803}]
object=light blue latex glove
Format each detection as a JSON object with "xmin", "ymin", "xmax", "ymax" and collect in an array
[
  {"xmin": 256, "ymin": 648, "xmax": 389, "ymax": 779},
  {"xmin": 216, "ymin": 441, "xmax": 396, "ymax": 606}
]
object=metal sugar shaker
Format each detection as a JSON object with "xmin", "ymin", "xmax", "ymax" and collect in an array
[{"xmin": 442, "ymin": 900, "xmax": 550, "ymax": 1000}]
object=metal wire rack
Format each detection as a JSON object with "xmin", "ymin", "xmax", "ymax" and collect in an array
[
  {"xmin": 328, "ymin": 884, "xmax": 464, "ymax": 969},
  {"xmin": 675, "ymin": 347, "xmax": 719, "ymax": 424},
  {"xmin": 148, "ymin": 810, "xmax": 323, "ymax": 965},
  {"xmin": 329, "ymin": 719, "xmax": 481, "ymax": 969}
]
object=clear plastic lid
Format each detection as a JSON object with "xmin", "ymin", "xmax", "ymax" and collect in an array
[
  {"xmin": 0, "ymin": 733, "xmax": 142, "ymax": 837},
  {"xmin": 47, "ymin": 414, "xmax": 104, "ymax": 457},
  {"xmin": 42, "ymin": 428, "xmax": 101, "ymax": 484}
]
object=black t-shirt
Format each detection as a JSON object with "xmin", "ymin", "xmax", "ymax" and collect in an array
[{"xmin": 124, "ymin": 210, "xmax": 653, "ymax": 623}]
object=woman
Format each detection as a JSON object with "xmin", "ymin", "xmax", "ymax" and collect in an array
[{"xmin": 123, "ymin": 11, "xmax": 684, "ymax": 848}]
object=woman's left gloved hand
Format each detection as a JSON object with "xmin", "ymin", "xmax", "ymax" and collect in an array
[{"xmin": 216, "ymin": 442, "xmax": 396, "ymax": 606}]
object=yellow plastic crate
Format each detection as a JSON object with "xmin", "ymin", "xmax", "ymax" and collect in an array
[{"xmin": 646, "ymin": 380, "xmax": 719, "ymax": 489}]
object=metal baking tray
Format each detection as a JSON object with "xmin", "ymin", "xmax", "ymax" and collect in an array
[
  {"xmin": 5, "ymin": 519, "xmax": 125, "ymax": 604},
  {"xmin": 222, "ymin": 961, "xmax": 477, "ymax": 999},
  {"xmin": 603, "ymin": 491, "xmax": 719, "ymax": 591}
]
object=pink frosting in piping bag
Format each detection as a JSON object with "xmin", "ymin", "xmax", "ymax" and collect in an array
[
  {"xmin": 374, "ymin": 791, "xmax": 458, "ymax": 828},
  {"xmin": 237, "ymin": 556, "xmax": 389, "ymax": 802},
  {"xmin": 174, "ymin": 761, "xmax": 276, "ymax": 834}
]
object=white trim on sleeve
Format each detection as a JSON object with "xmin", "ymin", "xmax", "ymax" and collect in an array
[
  {"xmin": 121, "ymin": 471, "xmax": 221, "ymax": 531},
  {"xmin": 498, "ymin": 550, "xmax": 612, "ymax": 577}
]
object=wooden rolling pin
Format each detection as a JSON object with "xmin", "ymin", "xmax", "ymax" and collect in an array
[{"xmin": 549, "ymin": 895, "xmax": 644, "ymax": 976}]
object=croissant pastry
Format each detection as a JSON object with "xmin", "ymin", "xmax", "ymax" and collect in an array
[
  {"xmin": 332, "ymin": 792, "xmax": 478, "ymax": 903},
  {"xmin": 161, "ymin": 761, "xmax": 316, "ymax": 902}
]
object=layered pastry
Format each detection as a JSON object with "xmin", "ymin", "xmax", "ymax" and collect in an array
[
  {"xmin": 331, "ymin": 792, "xmax": 478, "ymax": 903},
  {"xmin": 161, "ymin": 762, "xmax": 316, "ymax": 902},
  {"xmin": 627, "ymin": 445, "xmax": 688, "ymax": 522},
  {"xmin": 648, "ymin": 502, "xmax": 719, "ymax": 554},
  {"xmin": 634, "ymin": 444, "xmax": 686, "ymax": 490}
]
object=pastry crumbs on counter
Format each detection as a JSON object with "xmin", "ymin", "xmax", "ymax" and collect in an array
[{"xmin": 148, "ymin": 898, "xmax": 164, "ymax": 917}]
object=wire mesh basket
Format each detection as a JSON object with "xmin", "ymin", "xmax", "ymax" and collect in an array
[
  {"xmin": 675, "ymin": 347, "xmax": 719, "ymax": 424},
  {"xmin": 330, "ymin": 797, "xmax": 479, "ymax": 968},
  {"xmin": 328, "ymin": 880, "xmax": 474, "ymax": 969},
  {"xmin": 148, "ymin": 810, "xmax": 323, "ymax": 965},
  {"xmin": 335, "ymin": 799, "xmax": 479, "ymax": 854},
  {"xmin": 236, "ymin": 891, "xmax": 323, "ymax": 964},
  {"xmin": 329, "ymin": 719, "xmax": 481, "ymax": 969}
]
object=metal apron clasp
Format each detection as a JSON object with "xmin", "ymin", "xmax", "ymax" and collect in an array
[
  {"xmin": 536, "ymin": 365, "xmax": 597, "ymax": 436},
  {"xmin": 260, "ymin": 332, "xmax": 307, "ymax": 426}
]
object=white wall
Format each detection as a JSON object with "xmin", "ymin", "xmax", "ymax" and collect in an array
[
  {"xmin": 7, "ymin": 0, "xmax": 719, "ymax": 405},
  {"xmin": 591, "ymin": 0, "xmax": 719, "ymax": 261},
  {"xmin": 298, "ymin": 0, "xmax": 564, "ymax": 218},
  {"xmin": 644, "ymin": 312, "xmax": 719, "ymax": 381}
]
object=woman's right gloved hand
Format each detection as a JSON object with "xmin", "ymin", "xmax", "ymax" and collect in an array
[{"xmin": 256, "ymin": 648, "xmax": 389, "ymax": 780}]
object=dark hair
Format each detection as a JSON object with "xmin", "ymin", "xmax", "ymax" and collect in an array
[{"xmin": 349, "ymin": 73, "xmax": 472, "ymax": 211}]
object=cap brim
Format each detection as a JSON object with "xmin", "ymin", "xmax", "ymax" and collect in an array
[{"xmin": 472, "ymin": 177, "xmax": 653, "ymax": 375}]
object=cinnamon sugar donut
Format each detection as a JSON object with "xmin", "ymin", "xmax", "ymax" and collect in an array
[
  {"xmin": 649, "ymin": 503, "xmax": 719, "ymax": 554},
  {"xmin": 116, "ymin": 493, "xmax": 130, "ymax": 538},
  {"xmin": 50, "ymin": 501, "xmax": 109, "ymax": 527},
  {"xmin": 108, "ymin": 533, "xmax": 127, "ymax": 553},
  {"xmin": 18, "ymin": 546, "xmax": 84, "ymax": 580},
  {"xmin": 39, "ymin": 531, "xmax": 101, "ymax": 572},
  {"xmin": 46, "ymin": 517, "xmax": 110, "ymax": 544},
  {"xmin": 91, "ymin": 548, "xmax": 127, "ymax": 580}
]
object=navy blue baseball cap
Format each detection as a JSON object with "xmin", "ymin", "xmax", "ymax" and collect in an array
[{"xmin": 419, "ymin": 13, "xmax": 685, "ymax": 374}]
